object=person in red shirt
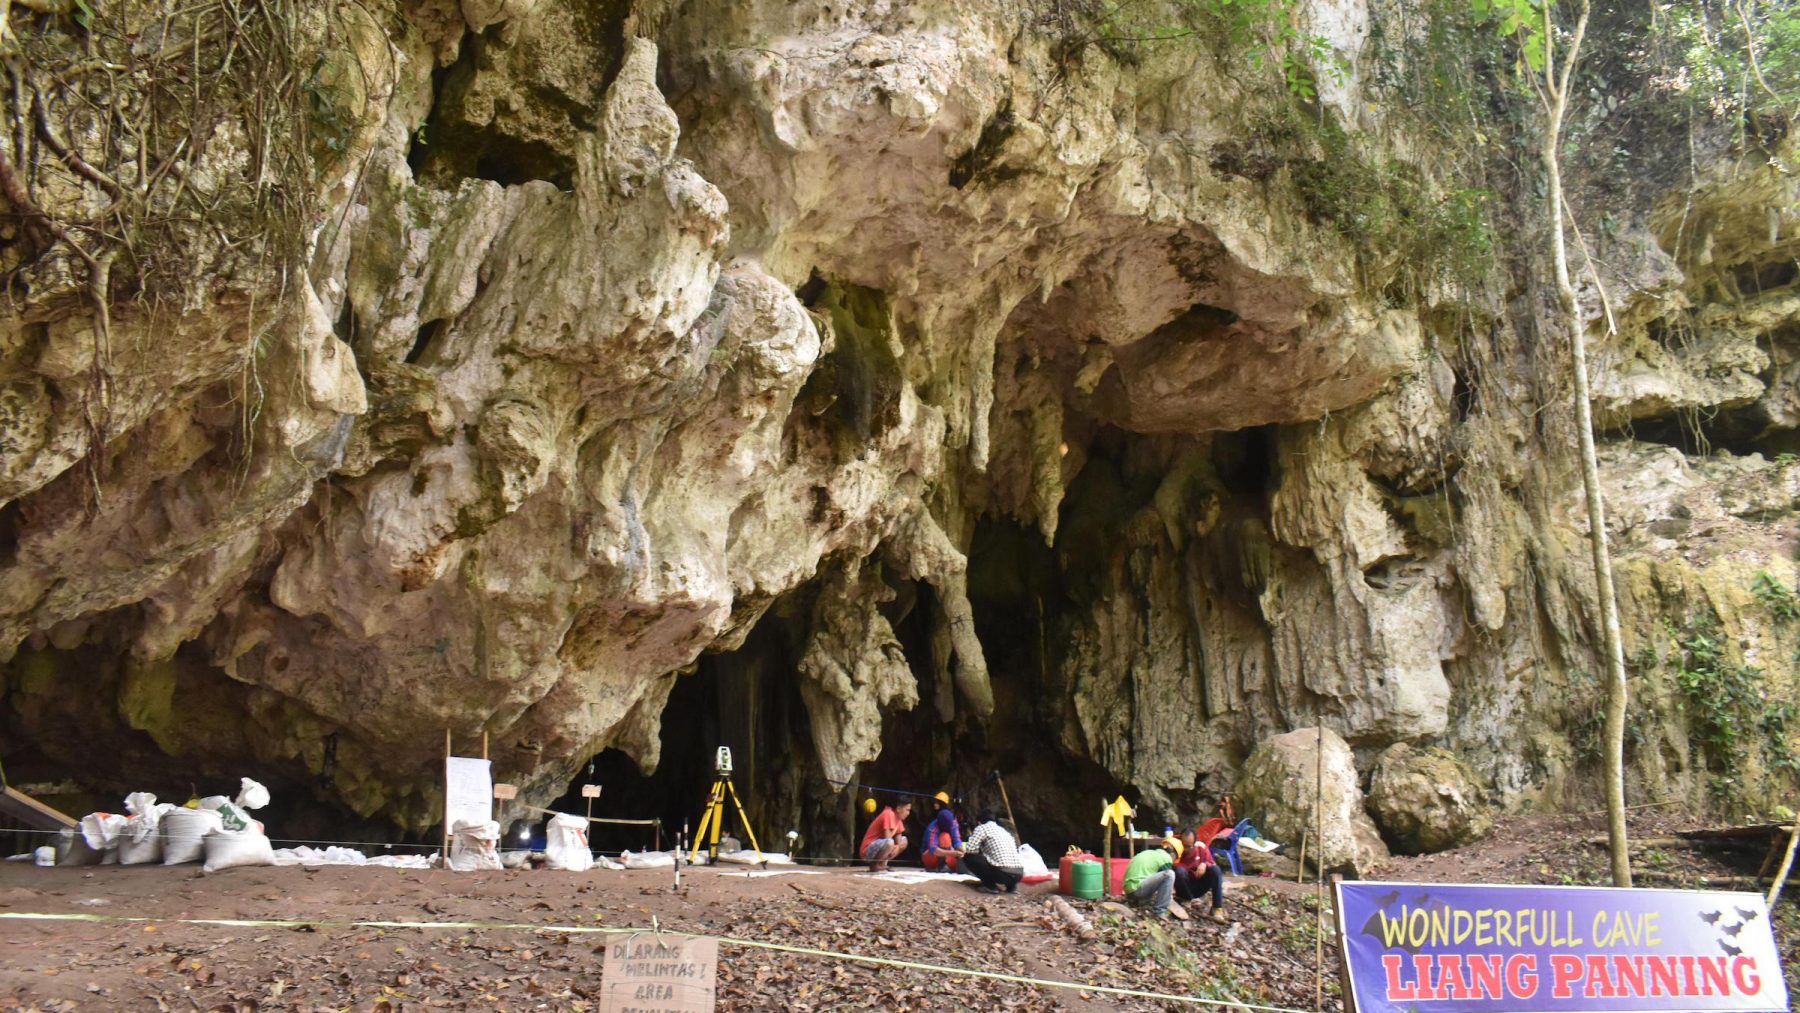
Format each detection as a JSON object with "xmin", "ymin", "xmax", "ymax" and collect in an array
[
  {"xmin": 1175, "ymin": 828, "xmax": 1228, "ymax": 922},
  {"xmin": 859, "ymin": 800, "xmax": 911, "ymax": 872}
]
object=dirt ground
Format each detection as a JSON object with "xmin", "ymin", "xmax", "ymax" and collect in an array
[{"xmin": 1, "ymin": 810, "xmax": 1795, "ymax": 1011}]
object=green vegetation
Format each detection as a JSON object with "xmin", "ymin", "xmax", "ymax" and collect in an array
[
  {"xmin": 1664, "ymin": 612, "xmax": 1800, "ymax": 798},
  {"xmin": 1751, "ymin": 572, "xmax": 1800, "ymax": 621},
  {"xmin": 1053, "ymin": 0, "xmax": 1343, "ymax": 99}
]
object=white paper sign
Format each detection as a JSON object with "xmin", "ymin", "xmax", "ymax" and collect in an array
[
  {"xmin": 600, "ymin": 933, "xmax": 717, "ymax": 1013},
  {"xmin": 445, "ymin": 756, "xmax": 492, "ymax": 831}
]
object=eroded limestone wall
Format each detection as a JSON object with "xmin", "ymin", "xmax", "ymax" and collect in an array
[{"xmin": 1, "ymin": 0, "xmax": 1796, "ymax": 833}]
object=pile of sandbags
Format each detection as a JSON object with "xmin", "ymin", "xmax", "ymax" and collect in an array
[{"xmin": 51, "ymin": 778, "xmax": 276, "ymax": 871}]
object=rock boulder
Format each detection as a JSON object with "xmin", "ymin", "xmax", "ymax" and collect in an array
[
  {"xmin": 1236, "ymin": 727, "xmax": 1388, "ymax": 877},
  {"xmin": 1367, "ymin": 743, "xmax": 1493, "ymax": 854}
]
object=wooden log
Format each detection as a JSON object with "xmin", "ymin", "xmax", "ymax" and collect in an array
[
  {"xmin": 0, "ymin": 786, "xmax": 76, "ymax": 830},
  {"xmin": 1629, "ymin": 871, "xmax": 1755, "ymax": 887},
  {"xmin": 1047, "ymin": 895, "xmax": 1096, "ymax": 941}
]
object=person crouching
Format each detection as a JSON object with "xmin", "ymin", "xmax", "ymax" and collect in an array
[
  {"xmin": 1123, "ymin": 836, "xmax": 1180, "ymax": 918},
  {"xmin": 1175, "ymin": 829, "xmax": 1228, "ymax": 923},
  {"xmin": 958, "ymin": 811, "xmax": 1023, "ymax": 894},
  {"xmin": 860, "ymin": 799, "xmax": 911, "ymax": 872},
  {"xmin": 921, "ymin": 790, "xmax": 962, "ymax": 872}
]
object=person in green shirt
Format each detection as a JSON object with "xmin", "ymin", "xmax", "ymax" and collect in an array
[{"xmin": 1123, "ymin": 837, "xmax": 1180, "ymax": 918}]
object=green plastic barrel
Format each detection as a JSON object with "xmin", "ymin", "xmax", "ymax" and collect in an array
[{"xmin": 1071, "ymin": 859, "xmax": 1102, "ymax": 899}]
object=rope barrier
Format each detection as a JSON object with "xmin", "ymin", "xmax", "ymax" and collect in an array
[
  {"xmin": 0, "ymin": 911, "xmax": 1312, "ymax": 1013},
  {"xmin": 516, "ymin": 803, "xmax": 659, "ymax": 826},
  {"xmin": 822, "ymin": 777, "xmax": 941, "ymax": 800},
  {"xmin": 1, "ymin": 825, "xmax": 933, "ymax": 866}
]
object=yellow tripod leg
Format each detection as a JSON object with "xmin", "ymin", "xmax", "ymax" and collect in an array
[
  {"xmin": 709, "ymin": 782, "xmax": 728, "ymax": 859},
  {"xmin": 690, "ymin": 781, "xmax": 721, "ymax": 863},
  {"xmin": 723, "ymin": 779, "xmax": 764, "ymax": 861}
]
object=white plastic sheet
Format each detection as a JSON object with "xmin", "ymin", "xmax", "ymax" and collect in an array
[{"xmin": 1018, "ymin": 844, "xmax": 1050, "ymax": 880}]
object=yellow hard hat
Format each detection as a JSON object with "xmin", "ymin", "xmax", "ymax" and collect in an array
[
  {"xmin": 1163, "ymin": 836, "xmax": 1184, "ymax": 858},
  {"xmin": 862, "ymin": 797, "xmax": 877, "ymax": 814},
  {"xmin": 933, "ymin": 791, "xmax": 951, "ymax": 805}
]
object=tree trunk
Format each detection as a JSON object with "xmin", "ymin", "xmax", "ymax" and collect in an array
[{"xmin": 1542, "ymin": 0, "xmax": 1632, "ymax": 889}]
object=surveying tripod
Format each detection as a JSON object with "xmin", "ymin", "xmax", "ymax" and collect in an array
[{"xmin": 690, "ymin": 747, "xmax": 764, "ymax": 863}]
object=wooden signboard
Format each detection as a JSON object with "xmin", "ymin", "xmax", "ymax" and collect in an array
[{"xmin": 599, "ymin": 933, "xmax": 717, "ymax": 1013}]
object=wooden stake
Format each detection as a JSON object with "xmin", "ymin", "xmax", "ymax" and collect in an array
[
  {"xmin": 1767, "ymin": 821, "xmax": 1799, "ymax": 908},
  {"xmin": 994, "ymin": 771, "xmax": 1020, "ymax": 837},
  {"xmin": 442, "ymin": 728, "xmax": 452, "ymax": 864},
  {"xmin": 1102, "ymin": 815, "xmax": 1113, "ymax": 900},
  {"xmin": 481, "ymin": 732, "xmax": 488, "ymax": 759}
]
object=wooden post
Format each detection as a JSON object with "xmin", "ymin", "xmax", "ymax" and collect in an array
[
  {"xmin": 481, "ymin": 732, "xmax": 488, "ymax": 759},
  {"xmin": 1102, "ymin": 819, "xmax": 1113, "ymax": 899},
  {"xmin": 994, "ymin": 771, "xmax": 1020, "ymax": 837},
  {"xmin": 1767, "ymin": 821, "xmax": 1799, "ymax": 908},
  {"xmin": 442, "ymin": 728, "xmax": 452, "ymax": 864}
]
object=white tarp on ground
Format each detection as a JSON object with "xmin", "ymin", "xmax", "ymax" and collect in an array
[
  {"xmin": 721, "ymin": 868, "xmax": 827, "ymax": 878},
  {"xmin": 714, "ymin": 850, "xmax": 796, "ymax": 865},
  {"xmin": 270, "ymin": 846, "xmax": 431, "ymax": 869},
  {"xmin": 871, "ymin": 870, "xmax": 979, "ymax": 884}
]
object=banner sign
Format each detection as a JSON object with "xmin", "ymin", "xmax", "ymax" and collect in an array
[{"xmin": 1335, "ymin": 881, "xmax": 1788, "ymax": 1013}]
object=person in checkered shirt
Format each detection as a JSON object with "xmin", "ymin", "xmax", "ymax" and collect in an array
[{"xmin": 957, "ymin": 812, "xmax": 1023, "ymax": 893}]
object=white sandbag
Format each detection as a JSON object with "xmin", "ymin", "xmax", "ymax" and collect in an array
[
  {"xmin": 234, "ymin": 778, "xmax": 270, "ymax": 810},
  {"xmin": 196, "ymin": 795, "xmax": 231, "ymax": 811},
  {"xmin": 449, "ymin": 819, "xmax": 502, "ymax": 872},
  {"xmin": 118, "ymin": 836, "xmax": 162, "ymax": 865},
  {"xmin": 57, "ymin": 828, "xmax": 104, "ymax": 867},
  {"xmin": 499, "ymin": 849, "xmax": 531, "ymax": 869},
  {"xmin": 211, "ymin": 800, "xmax": 257, "ymax": 833},
  {"xmin": 119, "ymin": 797, "xmax": 173, "ymax": 865},
  {"xmin": 544, "ymin": 813, "xmax": 593, "ymax": 872},
  {"xmin": 1018, "ymin": 844, "xmax": 1050, "ymax": 880},
  {"xmin": 79, "ymin": 813, "xmax": 127, "ymax": 851},
  {"xmin": 620, "ymin": 849, "xmax": 675, "ymax": 869},
  {"xmin": 162, "ymin": 808, "xmax": 224, "ymax": 865},
  {"xmin": 716, "ymin": 850, "xmax": 795, "ymax": 866},
  {"xmin": 595, "ymin": 854, "xmax": 625, "ymax": 870},
  {"xmin": 202, "ymin": 829, "xmax": 274, "ymax": 873}
]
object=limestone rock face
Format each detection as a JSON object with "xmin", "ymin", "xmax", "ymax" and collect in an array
[
  {"xmin": 1237, "ymin": 727, "xmax": 1388, "ymax": 876},
  {"xmin": 2, "ymin": 0, "xmax": 1798, "ymax": 838},
  {"xmin": 1367, "ymin": 743, "xmax": 1493, "ymax": 855}
]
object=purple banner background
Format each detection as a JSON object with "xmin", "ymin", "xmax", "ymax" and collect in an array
[{"xmin": 1335, "ymin": 881, "xmax": 1788, "ymax": 1013}]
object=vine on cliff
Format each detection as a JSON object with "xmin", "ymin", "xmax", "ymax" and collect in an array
[{"xmin": 1, "ymin": 0, "xmax": 369, "ymax": 495}]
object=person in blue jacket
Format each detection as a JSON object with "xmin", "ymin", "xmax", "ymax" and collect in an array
[{"xmin": 921, "ymin": 791, "xmax": 962, "ymax": 872}]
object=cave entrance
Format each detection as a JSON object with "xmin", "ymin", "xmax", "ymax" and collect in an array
[{"xmin": 546, "ymin": 609, "xmax": 824, "ymax": 858}]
